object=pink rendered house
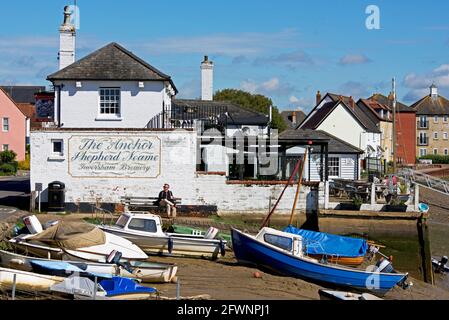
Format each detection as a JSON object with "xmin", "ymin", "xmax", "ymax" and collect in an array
[{"xmin": 0, "ymin": 88, "xmax": 27, "ymax": 161}]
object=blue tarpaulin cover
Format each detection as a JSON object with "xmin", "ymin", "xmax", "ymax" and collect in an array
[{"xmin": 283, "ymin": 226, "xmax": 368, "ymax": 257}]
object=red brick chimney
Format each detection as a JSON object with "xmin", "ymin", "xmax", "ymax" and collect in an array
[{"xmin": 316, "ymin": 90, "xmax": 322, "ymax": 105}]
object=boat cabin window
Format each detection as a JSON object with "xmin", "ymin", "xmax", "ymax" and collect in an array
[
  {"xmin": 127, "ymin": 218, "xmax": 157, "ymax": 233},
  {"xmin": 264, "ymin": 234, "xmax": 293, "ymax": 251},
  {"xmin": 115, "ymin": 215, "xmax": 130, "ymax": 228}
]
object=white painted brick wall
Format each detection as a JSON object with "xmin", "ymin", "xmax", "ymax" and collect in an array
[
  {"xmin": 54, "ymin": 81, "xmax": 168, "ymax": 128},
  {"xmin": 31, "ymin": 129, "xmax": 319, "ymax": 213}
]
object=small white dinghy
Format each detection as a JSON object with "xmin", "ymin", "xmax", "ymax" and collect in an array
[
  {"xmin": 0, "ymin": 267, "xmax": 64, "ymax": 292},
  {"xmin": 318, "ymin": 289, "xmax": 383, "ymax": 300},
  {"xmin": 9, "ymin": 215, "xmax": 148, "ymax": 263},
  {"xmin": 0, "ymin": 250, "xmax": 178, "ymax": 283}
]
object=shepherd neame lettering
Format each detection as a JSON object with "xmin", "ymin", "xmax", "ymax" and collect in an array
[{"xmin": 68, "ymin": 136, "xmax": 161, "ymax": 178}]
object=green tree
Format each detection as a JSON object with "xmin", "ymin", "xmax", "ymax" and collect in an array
[{"xmin": 214, "ymin": 89, "xmax": 288, "ymax": 132}]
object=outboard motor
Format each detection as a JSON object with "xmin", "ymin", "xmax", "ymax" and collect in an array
[
  {"xmin": 376, "ymin": 258, "xmax": 395, "ymax": 274},
  {"xmin": 438, "ymin": 256, "xmax": 448, "ymax": 273},
  {"xmin": 106, "ymin": 250, "xmax": 123, "ymax": 264},
  {"xmin": 23, "ymin": 216, "xmax": 43, "ymax": 235}
]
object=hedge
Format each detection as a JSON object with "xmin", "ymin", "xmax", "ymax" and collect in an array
[{"xmin": 419, "ymin": 155, "xmax": 449, "ymax": 164}]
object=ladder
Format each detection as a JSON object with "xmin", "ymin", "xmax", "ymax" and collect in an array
[{"xmin": 398, "ymin": 168, "xmax": 449, "ymax": 196}]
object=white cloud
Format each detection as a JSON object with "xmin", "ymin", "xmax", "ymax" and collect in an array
[
  {"xmin": 289, "ymin": 95, "xmax": 300, "ymax": 103},
  {"xmin": 240, "ymin": 77, "xmax": 295, "ymax": 97},
  {"xmin": 402, "ymin": 63, "xmax": 449, "ymax": 102},
  {"xmin": 339, "ymin": 54, "xmax": 371, "ymax": 66}
]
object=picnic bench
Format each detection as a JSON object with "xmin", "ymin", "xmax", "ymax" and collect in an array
[{"xmin": 120, "ymin": 196, "xmax": 182, "ymax": 213}]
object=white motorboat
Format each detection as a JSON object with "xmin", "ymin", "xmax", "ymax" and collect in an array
[
  {"xmin": 9, "ymin": 216, "xmax": 148, "ymax": 263},
  {"xmin": 99, "ymin": 212, "xmax": 227, "ymax": 260},
  {"xmin": 0, "ymin": 250, "xmax": 177, "ymax": 283},
  {"xmin": 0, "ymin": 267, "xmax": 64, "ymax": 292}
]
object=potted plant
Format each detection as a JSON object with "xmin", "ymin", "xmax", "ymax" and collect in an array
[
  {"xmin": 339, "ymin": 197, "xmax": 362, "ymax": 211},
  {"xmin": 384, "ymin": 197, "xmax": 408, "ymax": 212},
  {"xmin": 396, "ymin": 183, "xmax": 410, "ymax": 203}
]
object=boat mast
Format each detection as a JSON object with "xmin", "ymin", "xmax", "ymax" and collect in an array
[{"xmin": 392, "ymin": 78, "xmax": 397, "ymax": 174}]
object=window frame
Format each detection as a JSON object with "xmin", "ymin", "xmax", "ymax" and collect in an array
[
  {"xmin": 434, "ymin": 132, "xmax": 439, "ymax": 140},
  {"xmin": 328, "ymin": 157, "xmax": 340, "ymax": 178},
  {"xmin": 98, "ymin": 87, "xmax": 121, "ymax": 119},
  {"xmin": 444, "ymin": 132, "xmax": 448, "ymax": 140},
  {"xmin": 433, "ymin": 148, "xmax": 438, "ymax": 155},
  {"xmin": 420, "ymin": 148, "xmax": 427, "ymax": 157},
  {"xmin": 2, "ymin": 118, "xmax": 9, "ymax": 132},
  {"xmin": 444, "ymin": 115, "xmax": 448, "ymax": 123},
  {"xmin": 51, "ymin": 139, "xmax": 64, "ymax": 156},
  {"xmin": 2, "ymin": 144, "xmax": 9, "ymax": 151},
  {"xmin": 264, "ymin": 233, "xmax": 293, "ymax": 252},
  {"xmin": 434, "ymin": 116, "xmax": 439, "ymax": 124},
  {"xmin": 127, "ymin": 218, "xmax": 158, "ymax": 233},
  {"xmin": 445, "ymin": 149, "xmax": 448, "ymax": 156}
]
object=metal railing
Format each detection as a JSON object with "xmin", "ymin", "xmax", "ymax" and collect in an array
[
  {"xmin": 399, "ymin": 168, "xmax": 449, "ymax": 196},
  {"xmin": 146, "ymin": 105, "xmax": 228, "ymax": 133}
]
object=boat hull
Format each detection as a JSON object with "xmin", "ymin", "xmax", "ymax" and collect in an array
[
  {"xmin": 0, "ymin": 250, "xmax": 177, "ymax": 284},
  {"xmin": 231, "ymin": 229, "xmax": 406, "ymax": 295},
  {"xmin": 100, "ymin": 226, "xmax": 224, "ymax": 260},
  {"xmin": 0, "ymin": 267, "xmax": 64, "ymax": 292},
  {"xmin": 9, "ymin": 232, "xmax": 148, "ymax": 263}
]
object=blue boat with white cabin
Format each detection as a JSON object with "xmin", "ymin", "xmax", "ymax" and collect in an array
[{"xmin": 231, "ymin": 227, "xmax": 408, "ymax": 295}]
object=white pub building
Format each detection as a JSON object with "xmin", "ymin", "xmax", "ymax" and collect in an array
[{"xmin": 31, "ymin": 7, "xmax": 328, "ymax": 215}]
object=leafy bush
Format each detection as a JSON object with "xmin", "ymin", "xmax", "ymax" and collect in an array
[
  {"xmin": 0, "ymin": 150, "xmax": 17, "ymax": 163},
  {"xmin": 419, "ymin": 155, "xmax": 449, "ymax": 164},
  {"xmin": 18, "ymin": 158, "xmax": 30, "ymax": 170},
  {"xmin": 0, "ymin": 163, "xmax": 17, "ymax": 175}
]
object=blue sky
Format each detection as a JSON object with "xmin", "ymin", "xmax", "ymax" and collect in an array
[{"xmin": 1, "ymin": 0, "xmax": 449, "ymax": 112}]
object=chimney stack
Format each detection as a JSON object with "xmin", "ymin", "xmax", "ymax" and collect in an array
[
  {"xmin": 59, "ymin": 6, "xmax": 76, "ymax": 70},
  {"xmin": 291, "ymin": 112, "xmax": 297, "ymax": 124},
  {"xmin": 201, "ymin": 55, "xmax": 214, "ymax": 101},
  {"xmin": 316, "ymin": 90, "xmax": 322, "ymax": 105},
  {"xmin": 349, "ymin": 96, "xmax": 355, "ymax": 109}
]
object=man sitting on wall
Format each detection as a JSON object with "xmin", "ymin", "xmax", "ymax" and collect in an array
[{"xmin": 155, "ymin": 184, "xmax": 177, "ymax": 218}]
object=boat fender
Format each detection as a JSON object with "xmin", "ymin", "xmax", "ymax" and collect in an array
[
  {"xmin": 168, "ymin": 237, "xmax": 174, "ymax": 254},
  {"xmin": 220, "ymin": 240, "xmax": 226, "ymax": 257}
]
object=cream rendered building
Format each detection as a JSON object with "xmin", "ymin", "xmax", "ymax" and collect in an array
[{"xmin": 412, "ymin": 85, "xmax": 449, "ymax": 157}]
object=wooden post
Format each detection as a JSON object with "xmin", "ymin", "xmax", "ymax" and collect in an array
[
  {"xmin": 12, "ymin": 274, "xmax": 17, "ymax": 300},
  {"xmin": 93, "ymin": 276, "xmax": 97, "ymax": 300},
  {"xmin": 176, "ymin": 280, "xmax": 181, "ymax": 300},
  {"xmin": 289, "ymin": 149, "xmax": 308, "ymax": 226}
]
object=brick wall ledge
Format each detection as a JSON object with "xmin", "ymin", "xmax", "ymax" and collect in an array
[
  {"xmin": 226, "ymin": 180, "xmax": 320, "ymax": 187},
  {"xmin": 196, "ymin": 171, "xmax": 227, "ymax": 176},
  {"xmin": 31, "ymin": 128, "xmax": 194, "ymax": 132}
]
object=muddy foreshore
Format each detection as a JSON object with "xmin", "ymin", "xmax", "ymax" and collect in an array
[{"xmin": 1, "ymin": 212, "xmax": 449, "ymax": 300}]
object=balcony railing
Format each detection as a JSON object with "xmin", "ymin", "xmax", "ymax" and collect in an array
[
  {"xmin": 146, "ymin": 105, "xmax": 228, "ymax": 134},
  {"xmin": 417, "ymin": 120, "xmax": 429, "ymax": 130},
  {"xmin": 417, "ymin": 137, "xmax": 429, "ymax": 146}
]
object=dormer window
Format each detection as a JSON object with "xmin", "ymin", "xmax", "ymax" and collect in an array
[{"xmin": 99, "ymin": 88, "xmax": 121, "ymax": 117}]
